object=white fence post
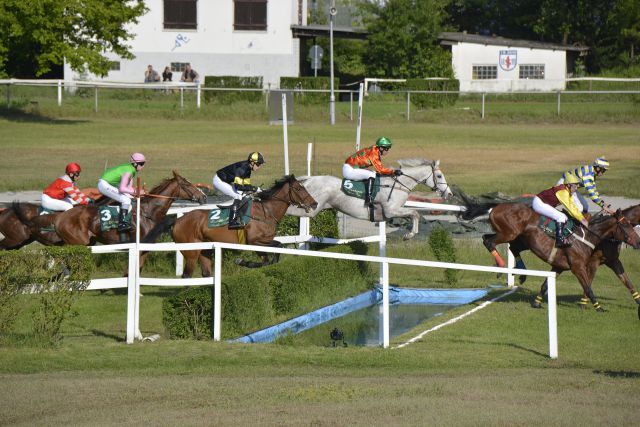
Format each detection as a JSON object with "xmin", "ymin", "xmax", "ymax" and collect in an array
[
  {"xmin": 298, "ymin": 142, "xmax": 313, "ymax": 250},
  {"xmin": 406, "ymin": 91, "xmax": 410, "ymax": 121},
  {"xmin": 196, "ymin": 83, "xmax": 201, "ymax": 109},
  {"xmin": 356, "ymin": 83, "xmax": 364, "ymax": 150},
  {"xmin": 57, "ymin": 80, "xmax": 62, "ymax": 107},
  {"xmin": 94, "ymin": 86, "xmax": 98, "ymax": 113},
  {"xmin": 481, "ymin": 92, "xmax": 485, "ymax": 119},
  {"xmin": 175, "ymin": 212, "xmax": 184, "ymax": 276},
  {"xmin": 282, "ymin": 93, "xmax": 289, "ymax": 175},
  {"xmin": 507, "ymin": 244, "xmax": 515, "ymax": 287},
  {"xmin": 547, "ymin": 274, "xmax": 558, "ymax": 359},
  {"xmin": 126, "ymin": 246, "xmax": 138, "ymax": 344},
  {"xmin": 213, "ymin": 244, "xmax": 222, "ymax": 341},
  {"xmin": 378, "ymin": 221, "xmax": 389, "ymax": 348}
]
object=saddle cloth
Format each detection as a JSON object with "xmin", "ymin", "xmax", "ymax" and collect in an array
[
  {"xmin": 340, "ymin": 175, "xmax": 381, "ymax": 200},
  {"xmin": 538, "ymin": 215, "xmax": 575, "ymax": 239},
  {"xmin": 37, "ymin": 207, "xmax": 57, "ymax": 232},
  {"xmin": 99, "ymin": 206, "xmax": 133, "ymax": 231},
  {"xmin": 208, "ymin": 199, "xmax": 253, "ymax": 228}
]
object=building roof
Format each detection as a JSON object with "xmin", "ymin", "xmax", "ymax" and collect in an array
[
  {"xmin": 291, "ymin": 24, "xmax": 368, "ymax": 40},
  {"xmin": 439, "ymin": 32, "xmax": 588, "ymax": 52}
]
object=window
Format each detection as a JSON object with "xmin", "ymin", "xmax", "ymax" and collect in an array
[
  {"xmin": 164, "ymin": 0, "xmax": 197, "ymax": 30},
  {"xmin": 519, "ymin": 64, "xmax": 545, "ymax": 79},
  {"xmin": 171, "ymin": 62, "xmax": 189, "ymax": 72},
  {"xmin": 472, "ymin": 65, "xmax": 497, "ymax": 80},
  {"xmin": 109, "ymin": 61, "xmax": 120, "ymax": 71},
  {"xmin": 234, "ymin": 0, "xmax": 267, "ymax": 31}
]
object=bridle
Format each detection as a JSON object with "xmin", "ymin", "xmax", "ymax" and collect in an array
[
  {"xmin": 393, "ymin": 162, "xmax": 451, "ymax": 197},
  {"xmin": 252, "ymin": 180, "xmax": 316, "ymax": 226}
]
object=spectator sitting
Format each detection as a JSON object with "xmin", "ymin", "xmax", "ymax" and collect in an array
[
  {"xmin": 144, "ymin": 65, "xmax": 161, "ymax": 83},
  {"xmin": 162, "ymin": 66, "xmax": 172, "ymax": 82},
  {"xmin": 180, "ymin": 63, "xmax": 199, "ymax": 83}
]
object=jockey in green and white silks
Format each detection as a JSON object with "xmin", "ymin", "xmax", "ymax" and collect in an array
[
  {"xmin": 97, "ymin": 153, "xmax": 146, "ymax": 231},
  {"xmin": 556, "ymin": 156, "xmax": 613, "ymax": 214}
]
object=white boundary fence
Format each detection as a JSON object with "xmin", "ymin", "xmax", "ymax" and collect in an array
[{"xmin": 88, "ymin": 233, "xmax": 558, "ymax": 358}]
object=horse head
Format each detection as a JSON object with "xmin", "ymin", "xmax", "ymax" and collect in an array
[
  {"xmin": 397, "ymin": 158, "xmax": 453, "ymax": 199},
  {"xmin": 611, "ymin": 209, "xmax": 640, "ymax": 249},
  {"xmin": 260, "ymin": 175, "xmax": 318, "ymax": 213},
  {"xmin": 171, "ymin": 171, "xmax": 207, "ymax": 204},
  {"xmin": 622, "ymin": 204, "xmax": 640, "ymax": 226}
]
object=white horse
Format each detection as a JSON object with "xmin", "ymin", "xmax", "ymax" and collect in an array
[{"xmin": 287, "ymin": 158, "xmax": 453, "ymax": 240}]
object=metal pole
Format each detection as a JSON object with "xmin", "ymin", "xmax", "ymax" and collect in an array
[
  {"xmin": 282, "ymin": 93, "xmax": 290, "ymax": 175},
  {"xmin": 180, "ymin": 87, "xmax": 184, "ymax": 111},
  {"xmin": 134, "ymin": 176, "xmax": 142, "ymax": 340},
  {"xmin": 406, "ymin": 91, "xmax": 411, "ymax": 121},
  {"xmin": 547, "ymin": 274, "xmax": 558, "ymax": 359},
  {"xmin": 349, "ymin": 91, "xmax": 353, "ymax": 121},
  {"xmin": 378, "ymin": 221, "xmax": 389, "ymax": 348},
  {"xmin": 356, "ymin": 83, "xmax": 364, "ymax": 150},
  {"xmin": 94, "ymin": 86, "xmax": 98, "ymax": 113},
  {"xmin": 213, "ymin": 245, "xmax": 222, "ymax": 341},
  {"xmin": 557, "ymin": 91, "xmax": 561, "ymax": 116},
  {"xmin": 329, "ymin": 12, "xmax": 336, "ymax": 125},
  {"xmin": 175, "ymin": 213, "xmax": 184, "ymax": 276},
  {"xmin": 6, "ymin": 84, "xmax": 9, "ymax": 108},
  {"xmin": 481, "ymin": 92, "xmax": 485, "ymax": 119},
  {"xmin": 196, "ymin": 83, "xmax": 201, "ymax": 109},
  {"xmin": 57, "ymin": 80, "xmax": 62, "ymax": 107}
]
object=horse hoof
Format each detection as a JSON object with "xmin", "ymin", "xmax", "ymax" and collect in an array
[
  {"xmin": 596, "ymin": 306, "xmax": 606, "ymax": 313},
  {"xmin": 234, "ymin": 258, "xmax": 244, "ymax": 265},
  {"xmin": 402, "ymin": 232, "xmax": 415, "ymax": 240},
  {"xmin": 530, "ymin": 301, "xmax": 542, "ymax": 309},
  {"xmin": 518, "ymin": 275, "xmax": 527, "ymax": 285}
]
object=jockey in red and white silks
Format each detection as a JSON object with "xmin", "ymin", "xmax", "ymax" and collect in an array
[{"xmin": 41, "ymin": 163, "xmax": 90, "ymax": 211}]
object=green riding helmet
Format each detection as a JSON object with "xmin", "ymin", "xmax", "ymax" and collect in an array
[{"xmin": 375, "ymin": 137, "xmax": 392, "ymax": 149}]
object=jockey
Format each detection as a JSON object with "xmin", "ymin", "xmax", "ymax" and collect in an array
[
  {"xmin": 41, "ymin": 162, "xmax": 90, "ymax": 211},
  {"xmin": 533, "ymin": 173, "xmax": 588, "ymax": 248},
  {"xmin": 343, "ymin": 137, "xmax": 402, "ymax": 207},
  {"xmin": 556, "ymin": 156, "xmax": 613, "ymax": 214},
  {"xmin": 97, "ymin": 153, "xmax": 146, "ymax": 231},
  {"xmin": 213, "ymin": 152, "xmax": 265, "ymax": 229}
]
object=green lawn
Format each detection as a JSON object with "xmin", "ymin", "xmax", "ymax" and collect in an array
[{"xmin": 1, "ymin": 103, "xmax": 640, "ymax": 424}]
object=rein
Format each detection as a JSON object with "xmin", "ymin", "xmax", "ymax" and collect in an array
[{"xmin": 386, "ymin": 163, "xmax": 450, "ymax": 201}]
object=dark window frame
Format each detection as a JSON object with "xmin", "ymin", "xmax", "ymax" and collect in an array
[
  {"xmin": 472, "ymin": 65, "xmax": 498, "ymax": 80},
  {"xmin": 164, "ymin": 0, "xmax": 198, "ymax": 30},
  {"xmin": 519, "ymin": 64, "xmax": 545, "ymax": 80},
  {"xmin": 234, "ymin": 0, "xmax": 267, "ymax": 31}
]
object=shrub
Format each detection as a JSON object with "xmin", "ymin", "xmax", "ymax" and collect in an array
[
  {"xmin": 428, "ymin": 227, "xmax": 458, "ymax": 286},
  {"xmin": 0, "ymin": 247, "xmax": 93, "ymax": 343},
  {"xmin": 406, "ymin": 78, "xmax": 459, "ymax": 109},
  {"xmin": 204, "ymin": 76, "xmax": 263, "ymax": 104},
  {"xmin": 277, "ymin": 210, "xmax": 340, "ymax": 241},
  {"xmin": 280, "ymin": 77, "xmax": 339, "ymax": 105}
]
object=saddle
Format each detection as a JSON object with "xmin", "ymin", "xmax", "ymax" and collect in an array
[
  {"xmin": 208, "ymin": 199, "xmax": 253, "ymax": 228},
  {"xmin": 340, "ymin": 176, "xmax": 381, "ymax": 200},
  {"xmin": 538, "ymin": 215, "xmax": 575, "ymax": 239},
  {"xmin": 37, "ymin": 207, "xmax": 57, "ymax": 232}
]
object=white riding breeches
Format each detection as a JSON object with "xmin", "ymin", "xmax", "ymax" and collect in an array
[
  {"xmin": 532, "ymin": 196, "xmax": 568, "ymax": 223},
  {"xmin": 41, "ymin": 194, "xmax": 74, "ymax": 211},
  {"xmin": 98, "ymin": 179, "xmax": 133, "ymax": 210},
  {"xmin": 343, "ymin": 164, "xmax": 375, "ymax": 181},
  {"xmin": 213, "ymin": 175, "xmax": 242, "ymax": 200}
]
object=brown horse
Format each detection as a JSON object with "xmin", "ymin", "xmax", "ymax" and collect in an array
[
  {"xmin": 509, "ymin": 204, "xmax": 640, "ymax": 308},
  {"xmin": 463, "ymin": 202, "xmax": 640, "ymax": 311},
  {"xmin": 19, "ymin": 171, "xmax": 206, "ymax": 251},
  {"xmin": 172, "ymin": 175, "xmax": 317, "ymax": 277}
]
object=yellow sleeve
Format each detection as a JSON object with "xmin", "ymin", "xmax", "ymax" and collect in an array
[{"xmin": 555, "ymin": 189, "xmax": 584, "ymax": 222}]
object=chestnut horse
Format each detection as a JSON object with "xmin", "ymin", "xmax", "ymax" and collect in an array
[
  {"xmin": 509, "ymin": 204, "xmax": 640, "ymax": 309},
  {"xmin": 462, "ymin": 202, "xmax": 640, "ymax": 311},
  {"xmin": 172, "ymin": 175, "xmax": 317, "ymax": 277},
  {"xmin": 19, "ymin": 171, "xmax": 206, "ymax": 250}
]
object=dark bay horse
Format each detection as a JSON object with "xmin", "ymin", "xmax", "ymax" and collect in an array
[
  {"xmin": 172, "ymin": 175, "xmax": 317, "ymax": 277},
  {"xmin": 19, "ymin": 171, "xmax": 206, "ymax": 253},
  {"xmin": 463, "ymin": 202, "xmax": 640, "ymax": 311},
  {"xmin": 509, "ymin": 204, "xmax": 640, "ymax": 309}
]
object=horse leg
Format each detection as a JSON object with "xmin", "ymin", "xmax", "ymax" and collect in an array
[
  {"xmin": 605, "ymin": 258, "xmax": 640, "ymax": 305},
  {"xmin": 572, "ymin": 265, "xmax": 605, "ymax": 312},
  {"xmin": 509, "ymin": 237, "xmax": 529, "ymax": 284},
  {"xmin": 531, "ymin": 269, "xmax": 563, "ymax": 309},
  {"xmin": 181, "ymin": 249, "xmax": 201, "ymax": 279},
  {"xmin": 199, "ymin": 250, "xmax": 212, "ymax": 277},
  {"xmin": 483, "ymin": 233, "xmax": 506, "ymax": 268}
]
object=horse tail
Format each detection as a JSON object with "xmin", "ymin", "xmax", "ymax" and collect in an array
[{"xmin": 455, "ymin": 191, "xmax": 500, "ymax": 221}]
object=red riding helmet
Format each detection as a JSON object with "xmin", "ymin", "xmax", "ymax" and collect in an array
[{"xmin": 65, "ymin": 162, "xmax": 82, "ymax": 174}]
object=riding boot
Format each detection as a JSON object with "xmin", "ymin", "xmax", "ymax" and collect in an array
[
  {"xmin": 228, "ymin": 199, "xmax": 244, "ymax": 229},
  {"xmin": 117, "ymin": 208, "xmax": 130, "ymax": 232},
  {"xmin": 554, "ymin": 221, "xmax": 570, "ymax": 248},
  {"xmin": 365, "ymin": 177, "xmax": 375, "ymax": 221}
]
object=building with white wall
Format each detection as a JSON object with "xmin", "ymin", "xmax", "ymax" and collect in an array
[
  {"xmin": 439, "ymin": 32, "xmax": 588, "ymax": 92},
  {"xmin": 64, "ymin": 0, "xmax": 308, "ymax": 88}
]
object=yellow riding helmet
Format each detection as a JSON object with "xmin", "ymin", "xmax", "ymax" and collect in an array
[
  {"xmin": 593, "ymin": 156, "xmax": 609, "ymax": 170},
  {"xmin": 564, "ymin": 173, "xmax": 580, "ymax": 185}
]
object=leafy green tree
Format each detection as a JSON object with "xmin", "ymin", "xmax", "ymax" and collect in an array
[
  {"xmin": 0, "ymin": 0, "xmax": 147, "ymax": 78},
  {"xmin": 361, "ymin": 0, "xmax": 454, "ymax": 78},
  {"xmin": 614, "ymin": 0, "xmax": 640, "ymax": 63}
]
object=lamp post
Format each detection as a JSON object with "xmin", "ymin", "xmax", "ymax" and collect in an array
[{"xmin": 329, "ymin": 1, "xmax": 336, "ymax": 125}]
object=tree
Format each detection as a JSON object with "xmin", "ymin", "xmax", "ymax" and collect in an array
[
  {"xmin": 0, "ymin": 0, "xmax": 147, "ymax": 78},
  {"xmin": 361, "ymin": 0, "xmax": 454, "ymax": 78}
]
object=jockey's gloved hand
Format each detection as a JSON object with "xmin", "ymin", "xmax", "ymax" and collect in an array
[{"xmin": 393, "ymin": 169, "xmax": 403, "ymax": 176}]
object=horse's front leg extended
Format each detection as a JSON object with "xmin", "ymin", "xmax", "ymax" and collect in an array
[
  {"xmin": 383, "ymin": 206, "xmax": 419, "ymax": 240},
  {"xmin": 605, "ymin": 258, "xmax": 640, "ymax": 305},
  {"xmin": 572, "ymin": 266, "xmax": 604, "ymax": 312},
  {"xmin": 532, "ymin": 269, "xmax": 563, "ymax": 309}
]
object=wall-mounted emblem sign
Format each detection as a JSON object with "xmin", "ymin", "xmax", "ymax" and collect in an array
[{"xmin": 499, "ymin": 49, "xmax": 517, "ymax": 71}]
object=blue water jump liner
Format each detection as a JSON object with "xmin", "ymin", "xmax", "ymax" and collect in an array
[{"xmin": 232, "ymin": 287, "xmax": 489, "ymax": 344}]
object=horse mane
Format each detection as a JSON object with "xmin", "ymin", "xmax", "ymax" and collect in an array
[
  {"xmin": 148, "ymin": 171, "xmax": 181, "ymax": 195},
  {"xmin": 256, "ymin": 174, "xmax": 296, "ymax": 200},
  {"xmin": 397, "ymin": 158, "xmax": 433, "ymax": 168}
]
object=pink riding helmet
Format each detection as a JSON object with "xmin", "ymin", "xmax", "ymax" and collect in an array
[{"xmin": 130, "ymin": 152, "xmax": 146, "ymax": 164}]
